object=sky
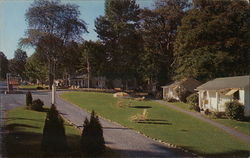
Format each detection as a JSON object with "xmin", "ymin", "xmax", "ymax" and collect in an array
[{"xmin": 0, "ymin": 0, "xmax": 154, "ymax": 59}]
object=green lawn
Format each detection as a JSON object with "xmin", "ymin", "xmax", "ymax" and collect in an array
[
  {"xmin": 18, "ymin": 84, "xmax": 48, "ymax": 89},
  {"xmin": 168, "ymin": 101, "xmax": 250, "ymax": 136},
  {"xmin": 167, "ymin": 101, "xmax": 191, "ymax": 111},
  {"xmin": 4, "ymin": 106, "xmax": 117, "ymax": 158},
  {"xmin": 214, "ymin": 119, "xmax": 250, "ymax": 136},
  {"xmin": 61, "ymin": 92, "xmax": 250, "ymax": 157}
]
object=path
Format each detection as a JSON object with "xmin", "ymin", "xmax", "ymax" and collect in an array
[{"xmin": 156, "ymin": 100, "xmax": 250, "ymax": 145}]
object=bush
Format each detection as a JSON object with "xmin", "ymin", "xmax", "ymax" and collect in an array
[
  {"xmin": 166, "ymin": 97, "xmax": 177, "ymax": 102},
  {"xmin": 41, "ymin": 104, "xmax": 68, "ymax": 152},
  {"xmin": 26, "ymin": 91, "xmax": 32, "ymax": 108},
  {"xmin": 225, "ymin": 101, "xmax": 244, "ymax": 120},
  {"xmin": 187, "ymin": 93, "xmax": 199, "ymax": 106},
  {"xmin": 204, "ymin": 109, "xmax": 211, "ymax": 115},
  {"xmin": 211, "ymin": 112, "xmax": 225, "ymax": 119},
  {"xmin": 80, "ymin": 110, "xmax": 105, "ymax": 155},
  {"xmin": 176, "ymin": 88, "xmax": 192, "ymax": 103},
  {"xmin": 31, "ymin": 99, "xmax": 44, "ymax": 111},
  {"xmin": 36, "ymin": 86, "xmax": 44, "ymax": 90},
  {"xmin": 189, "ymin": 104, "xmax": 200, "ymax": 112}
]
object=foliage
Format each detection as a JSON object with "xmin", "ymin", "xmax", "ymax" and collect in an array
[
  {"xmin": 166, "ymin": 97, "xmax": 178, "ymax": 102},
  {"xmin": 25, "ymin": 52, "xmax": 48, "ymax": 83},
  {"xmin": 189, "ymin": 104, "xmax": 200, "ymax": 112},
  {"xmin": 20, "ymin": 0, "xmax": 88, "ymax": 88},
  {"xmin": 187, "ymin": 93, "xmax": 198, "ymax": 105},
  {"xmin": 176, "ymin": 88, "xmax": 191, "ymax": 103},
  {"xmin": 0, "ymin": 51, "xmax": 8, "ymax": 79},
  {"xmin": 225, "ymin": 101, "xmax": 244, "ymax": 121},
  {"xmin": 8, "ymin": 49, "xmax": 27, "ymax": 79},
  {"xmin": 174, "ymin": 0, "xmax": 250, "ymax": 81},
  {"xmin": 211, "ymin": 112, "xmax": 225, "ymax": 119},
  {"xmin": 95, "ymin": 0, "xmax": 142, "ymax": 82},
  {"xmin": 31, "ymin": 99, "xmax": 44, "ymax": 111},
  {"xmin": 80, "ymin": 110, "xmax": 105, "ymax": 155},
  {"xmin": 78, "ymin": 40, "xmax": 106, "ymax": 77},
  {"xmin": 26, "ymin": 91, "xmax": 32, "ymax": 107},
  {"xmin": 41, "ymin": 104, "xmax": 68, "ymax": 152},
  {"xmin": 138, "ymin": 0, "xmax": 191, "ymax": 88}
]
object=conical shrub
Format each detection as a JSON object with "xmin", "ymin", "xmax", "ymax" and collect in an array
[
  {"xmin": 26, "ymin": 91, "xmax": 32, "ymax": 108},
  {"xmin": 41, "ymin": 104, "xmax": 68, "ymax": 152},
  {"xmin": 80, "ymin": 110, "xmax": 105, "ymax": 155}
]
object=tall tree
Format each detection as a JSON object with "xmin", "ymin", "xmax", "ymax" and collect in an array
[
  {"xmin": 139, "ymin": 0, "xmax": 190, "ymax": 90},
  {"xmin": 0, "ymin": 51, "xmax": 8, "ymax": 79},
  {"xmin": 20, "ymin": 0, "xmax": 88, "ymax": 89},
  {"xmin": 174, "ymin": 0, "xmax": 250, "ymax": 81},
  {"xmin": 95, "ymin": 0, "xmax": 142, "ymax": 87},
  {"xmin": 25, "ymin": 52, "xmax": 48, "ymax": 84},
  {"xmin": 8, "ymin": 49, "xmax": 27, "ymax": 79}
]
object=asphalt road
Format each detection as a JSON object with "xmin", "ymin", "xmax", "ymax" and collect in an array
[{"xmin": 0, "ymin": 84, "xmax": 193, "ymax": 157}]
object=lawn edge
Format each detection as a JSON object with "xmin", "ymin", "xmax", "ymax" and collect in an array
[{"xmin": 59, "ymin": 92, "xmax": 199, "ymax": 157}]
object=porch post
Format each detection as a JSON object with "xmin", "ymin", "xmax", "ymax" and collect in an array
[{"xmin": 216, "ymin": 91, "xmax": 219, "ymax": 111}]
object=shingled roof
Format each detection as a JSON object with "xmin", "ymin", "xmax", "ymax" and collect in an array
[
  {"xmin": 196, "ymin": 75, "xmax": 250, "ymax": 90},
  {"xmin": 162, "ymin": 78, "xmax": 201, "ymax": 92}
]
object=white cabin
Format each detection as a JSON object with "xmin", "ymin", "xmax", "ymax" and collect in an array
[{"xmin": 196, "ymin": 75, "xmax": 250, "ymax": 116}]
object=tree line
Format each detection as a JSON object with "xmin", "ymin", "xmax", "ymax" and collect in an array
[{"xmin": 0, "ymin": 0, "xmax": 249, "ymax": 92}]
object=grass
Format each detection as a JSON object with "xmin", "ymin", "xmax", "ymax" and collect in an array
[
  {"xmin": 18, "ymin": 84, "xmax": 48, "ymax": 89},
  {"xmin": 167, "ymin": 101, "xmax": 191, "ymax": 111},
  {"xmin": 4, "ymin": 106, "xmax": 118, "ymax": 158},
  {"xmin": 214, "ymin": 119, "xmax": 250, "ymax": 136},
  {"xmin": 168, "ymin": 101, "xmax": 250, "ymax": 136},
  {"xmin": 61, "ymin": 92, "xmax": 250, "ymax": 157}
]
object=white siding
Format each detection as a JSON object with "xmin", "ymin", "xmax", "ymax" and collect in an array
[
  {"xmin": 208, "ymin": 91, "xmax": 217, "ymax": 111},
  {"xmin": 218, "ymin": 94, "xmax": 232, "ymax": 112}
]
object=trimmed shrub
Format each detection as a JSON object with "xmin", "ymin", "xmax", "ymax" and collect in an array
[
  {"xmin": 26, "ymin": 91, "xmax": 32, "ymax": 108},
  {"xmin": 80, "ymin": 110, "xmax": 105, "ymax": 155},
  {"xmin": 225, "ymin": 101, "xmax": 244, "ymax": 120},
  {"xmin": 41, "ymin": 104, "xmax": 68, "ymax": 152},
  {"xmin": 31, "ymin": 99, "xmax": 44, "ymax": 111}
]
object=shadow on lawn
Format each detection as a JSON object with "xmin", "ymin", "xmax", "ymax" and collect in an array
[
  {"xmin": 129, "ymin": 106, "xmax": 152, "ymax": 109},
  {"xmin": 3, "ymin": 123, "xmax": 114, "ymax": 158},
  {"xmin": 179, "ymin": 145, "xmax": 250, "ymax": 158},
  {"xmin": 135, "ymin": 119, "xmax": 172, "ymax": 125}
]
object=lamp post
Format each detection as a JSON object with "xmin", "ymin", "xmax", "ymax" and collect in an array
[{"xmin": 51, "ymin": 58, "xmax": 57, "ymax": 105}]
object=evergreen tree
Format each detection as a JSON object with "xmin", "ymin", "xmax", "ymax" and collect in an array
[
  {"xmin": 41, "ymin": 104, "xmax": 68, "ymax": 152},
  {"xmin": 0, "ymin": 51, "xmax": 8, "ymax": 79},
  {"xmin": 80, "ymin": 110, "xmax": 105, "ymax": 155},
  {"xmin": 26, "ymin": 91, "xmax": 32, "ymax": 108},
  {"xmin": 95, "ymin": 0, "xmax": 142, "ymax": 85}
]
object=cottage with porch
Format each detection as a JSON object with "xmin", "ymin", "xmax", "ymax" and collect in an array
[
  {"xmin": 196, "ymin": 75, "xmax": 250, "ymax": 116},
  {"xmin": 162, "ymin": 78, "xmax": 201, "ymax": 100}
]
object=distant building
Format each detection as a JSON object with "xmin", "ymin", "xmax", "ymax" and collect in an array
[
  {"xmin": 196, "ymin": 75, "xmax": 250, "ymax": 116},
  {"xmin": 62, "ymin": 74, "xmax": 136, "ymax": 89},
  {"xmin": 162, "ymin": 78, "xmax": 201, "ymax": 100}
]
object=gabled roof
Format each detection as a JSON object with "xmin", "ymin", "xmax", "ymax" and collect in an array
[
  {"xmin": 196, "ymin": 75, "xmax": 250, "ymax": 90},
  {"xmin": 162, "ymin": 78, "xmax": 201, "ymax": 92}
]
